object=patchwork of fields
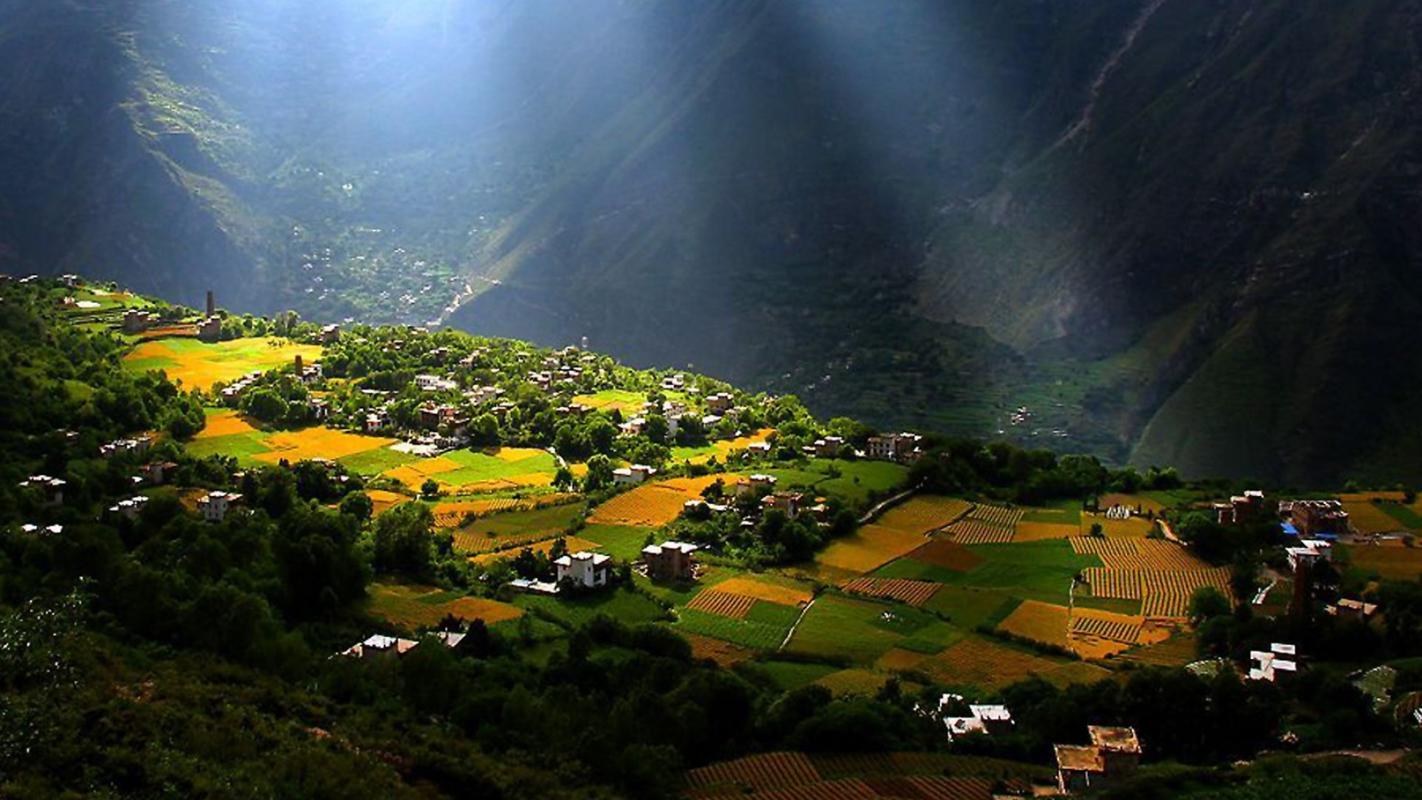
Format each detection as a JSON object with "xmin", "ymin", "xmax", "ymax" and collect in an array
[{"xmin": 124, "ymin": 336, "xmax": 324, "ymax": 392}]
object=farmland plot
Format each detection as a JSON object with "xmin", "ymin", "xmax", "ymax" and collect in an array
[{"xmin": 589, "ymin": 475, "xmax": 722, "ymax": 526}]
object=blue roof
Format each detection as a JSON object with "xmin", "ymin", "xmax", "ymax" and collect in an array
[{"xmin": 1281, "ymin": 522, "xmax": 1299, "ymax": 536}]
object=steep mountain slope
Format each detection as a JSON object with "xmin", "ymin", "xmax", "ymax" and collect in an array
[{"xmin": 3, "ymin": 0, "xmax": 1422, "ymax": 483}]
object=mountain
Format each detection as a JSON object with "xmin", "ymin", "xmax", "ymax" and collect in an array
[{"xmin": 3, "ymin": 0, "xmax": 1422, "ymax": 484}]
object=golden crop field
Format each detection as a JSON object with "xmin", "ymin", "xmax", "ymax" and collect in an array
[
  {"xmin": 875, "ymin": 647, "xmax": 930, "ymax": 672},
  {"xmin": 589, "ymin": 475, "xmax": 722, "ymax": 526},
  {"xmin": 684, "ymin": 633, "xmax": 756, "ymax": 667},
  {"xmin": 366, "ymin": 583, "xmax": 523, "ymax": 629},
  {"xmin": 1082, "ymin": 567, "xmax": 1144, "ymax": 599},
  {"xmin": 431, "ymin": 493, "xmax": 579, "ymax": 528},
  {"xmin": 815, "ymin": 523, "xmax": 925, "ymax": 574},
  {"xmin": 946, "ymin": 520, "xmax": 1014, "ymax": 544},
  {"xmin": 840, "ymin": 578, "xmax": 940, "ymax": 607},
  {"xmin": 686, "ymin": 589, "xmax": 757, "ymax": 619},
  {"xmin": 196, "ymin": 410, "xmax": 259, "ymax": 439},
  {"xmin": 1072, "ymin": 538, "xmax": 1208, "ymax": 570},
  {"xmin": 1340, "ymin": 494, "xmax": 1409, "ymax": 534},
  {"xmin": 1140, "ymin": 567, "xmax": 1232, "ymax": 618},
  {"xmin": 1342, "ymin": 543, "xmax": 1422, "ymax": 581},
  {"xmin": 969, "ymin": 503, "xmax": 1025, "ymax": 527},
  {"xmin": 875, "ymin": 496, "xmax": 971, "ymax": 535},
  {"xmin": 997, "ymin": 600, "xmax": 1070, "ymax": 648},
  {"xmin": 252, "ymin": 427, "xmax": 398, "ymax": 464},
  {"xmin": 1012, "ymin": 521, "xmax": 1080, "ymax": 542},
  {"xmin": 714, "ymin": 574, "xmax": 815, "ymax": 607},
  {"xmin": 124, "ymin": 337, "xmax": 324, "ymax": 392},
  {"xmin": 1091, "ymin": 515, "xmax": 1157, "ymax": 538},
  {"xmin": 915, "ymin": 636, "xmax": 1062, "ymax": 691},
  {"xmin": 365, "ymin": 489, "xmax": 407, "ymax": 517},
  {"xmin": 815, "ymin": 668, "xmax": 890, "ymax": 697}
]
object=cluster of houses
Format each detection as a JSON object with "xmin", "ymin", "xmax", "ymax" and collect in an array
[
  {"xmin": 1249, "ymin": 642, "xmax": 1299, "ymax": 682},
  {"xmin": 338, "ymin": 631, "xmax": 464, "ymax": 659},
  {"xmin": 1053, "ymin": 726, "xmax": 1142, "ymax": 794},
  {"xmin": 933, "ymin": 694, "xmax": 1015, "ymax": 742},
  {"xmin": 1215, "ymin": 490, "xmax": 1352, "ymax": 537},
  {"xmin": 18, "ymin": 474, "xmax": 66, "ymax": 506},
  {"xmin": 866, "ymin": 432, "xmax": 924, "ymax": 464},
  {"xmin": 122, "ymin": 308, "xmax": 159, "ymax": 333},
  {"xmin": 100, "ymin": 434, "xmax": 154, "ymax": 459}
]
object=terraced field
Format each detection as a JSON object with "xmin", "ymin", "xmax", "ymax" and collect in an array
[
  {"xmin": 124, "ymin": 337, "xmax": 323, "ymax": 392},
  {"xmin": 840, "ymin": 577, "xmax": 940, "ymax": 606},
  {"xmin": 450, "ymin": 503, "xmax": 584, "ymax": 554},
  {"xmin": 589, "ymin": 475, "xmax": 723, "ymax": 526},
  {"xmin": 366, "ymin": 583, "xmax": 523, "ymax": 629}
]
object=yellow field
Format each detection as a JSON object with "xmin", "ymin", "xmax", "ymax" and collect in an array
[
  {"xmin": 814, "ymin": 523, "xmax": 925, "ymax": 574},
  {"xmin": 685, "ymin": 634, "xmax": 756, "ymax": 667},
  {"xmin": 1013, "ymin": 522, "xmax": 1081, "ymax": 542},
  {"xmin": 814, "ymin": 668, "xmax": 890, "ymax": 697},
  {"xmin": 1336, "ymin": 500, "xmax": 1404, "ymax": 531},
  {"xmin": 467, "ymin": 535, "xmax": 600, "ymax": 567},
  {"xmin": 366, "ymin": 583, "xmax": 523, "ymax": 629},
  {"xmin": 431, "ymin": 493, "xmax": 580, "ymax": 529},
  {"xmin": 589, "ymin": 475, "xmax": 723, "ymax": 526},
  {"xmin": 384, "ymin": 456, "xmax": 462, "ymax": 487},
  {"xmin": 875, "ymin": 647, "xmax": 930, "ymax": 672},
  {"xmin": 915, "ymin": 636, "xmax": 1064, "ymax": 690},
  {"xmin": 196, "ymin": 410, "xmax": 259, "ymax": 439},
  {"xmin": 365, "ymin": 489, "xmax": 407, "ymax": 517},
  {"xmin": 875, "ymin": 496, "xmax": 971, "ymax": 535},
  {"xmin": 1090, "ymin": 515, "xmax": 1157, "ymax": 538},
  {"xmin": 714, "ymin": 574, "xmax": 816, "ymax": 607},
  {"xmin": 125, "ymin": 338, "xmax": 324, "ymax": 392},
  {"xmin": 677, "ymin": 429, "xmax": 777, "ymax": 465},
  {"xmin": 998, "ymin": 600, "xmax": 1070, "ymax": 646},
  {"xmin": 1345, "ymin": 543, "xmax": 1422, "ymax": 581},
  {"xmin": 252, "ymin": 427, "xmax": 398, "ymax": 464}
]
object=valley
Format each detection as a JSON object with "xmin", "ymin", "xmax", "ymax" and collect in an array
[{"xmin": 4, "ymin": 273, "xmax": 1422, "ymax": 797}]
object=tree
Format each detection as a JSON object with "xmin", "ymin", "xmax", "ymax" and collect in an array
[
  {"xmin": 243, "ymin": 387, "xmax": 289, "ymax": 422},
  {"xmin": 583, "ymin": 454, "xmax": 614, "ymax": 492},
  {"xmin": 339, "ymin": 491, "xmax": 373, "ymax": 522},
  {"xmin": 373, "ymin": 503, "xmax": 435, "ymax": 577},
  {"xmin": 1189, "ymin": 586, "xmax": 1231, "ymax": 625},
  {"xmin": 421, "ymin": 478, "xmax": 440, "ymax": 498}
]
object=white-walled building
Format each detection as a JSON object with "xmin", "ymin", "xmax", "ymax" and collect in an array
[{"xmin": 555, "ymin": 551, "xmax": 611, "ymax": 588}]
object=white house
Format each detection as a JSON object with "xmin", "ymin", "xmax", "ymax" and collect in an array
[
  {"xmin": 197, "ymin": 490, "xmax": 243, "ymax": 522},
  {"xmin": 943, "ymin": 702, "xmax": 1014, "ymax": 741},
  {"xmin": 108, "ymin": 495, "xmax": 150, "ymax": 519},
  {"xmin": 415, "ymin": 374, "xmax": 457, "ymax": 392},
  {"xmin": 20, "ymin": 474, "xmax": 66, "ymax": 505},
  {"xmin": 1249, "ymin": 642, "xmax": 1299, "ymax": 682},
  {"xmin": 612, "ymin": 464, "xmax": 657, "ymax": 486},
  {"xmin": 555, "ymin": 551, "xmax": 611, "ymax": 588}
]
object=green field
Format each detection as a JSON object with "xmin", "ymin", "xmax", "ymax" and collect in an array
[
  {"xmin": 922, "ymin": 586, "xmax": 1022, "ymax": 629},
  {"xmin": 184, "ymin": 431, "xmax": 273, "ymax": 463},
  {"xmin": 888, "ymin": 540, "xmax": 1101, "ymax": 605},
  {"xmin": 746, "ymin": 660, "xmax": 840, "ymax": 690},
  {"xmin": 674, "ymin": 606, "xmax": 795, "ymax": 651},
  {"xmin": 578, "ymin": 524, "xmax": 656, "ymax": 561},
  {"xmin": 514, "ymin": 588, "xmax": 668, "ymax": 628},
  {"xmin": 785, "ymin": 595, "xmax": 961, "ymax": 664},
  {"xmin": 1021, "ymin": 499, "xmax": 1082, "ymax": 524},
  {"xmin": 438, "ymin": 447, "xmax": 558, "ymax": 485},
  {"xmin": 732, "ymin": 459, "xmax": 909, "ymax": 507},
  {"xmin": 338, "ymin": 446, "xmax": 420, "ymax": 474}
]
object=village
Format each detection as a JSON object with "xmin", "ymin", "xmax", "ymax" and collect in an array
[{"xmin": 7, "ymin": 274, "xmax": 1422, "ymax": 798}]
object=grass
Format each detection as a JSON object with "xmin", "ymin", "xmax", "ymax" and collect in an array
[
  {"xmin": 1021, "ymin": 499, "xmax": 1083, "ymax": 524},
  {"xmin": 748, "ymin": 660, "xmax": 840, "ymax": 691},
  {"xmin": 1379, "ymin": 503, "xmax": 1422, "ymax": 529},
  {"xmin": 922, "ymin": 586, "xmax": 1022, "ymax": 629},
  {"xmin": 515, "ymin": 588, "xmax": 668, "ymax": 627},
  {"xmin": 930, "ymin": 540, "xmax": 1102, "ymax": 605},
  {"xmin": 184, "ymin": 431, "xmax": 272, "ymax": 463},
  {"xmin": 732, "ymin": 459, "xmax": 909, "ymax": 507},
  {"xmin": 786, "ymin": 595, "xmax": 958, "ymax": 664},
  {"xmin": 577, "ymin": 524, "xmax": 656, "ymax": 561},
  {"xmin": 338, "ymin": 446, "xmax": 420, "ymax": 475},
  {"xmin": 674, "ymin": 606, "xmax": 794, "ymax": 651}
]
